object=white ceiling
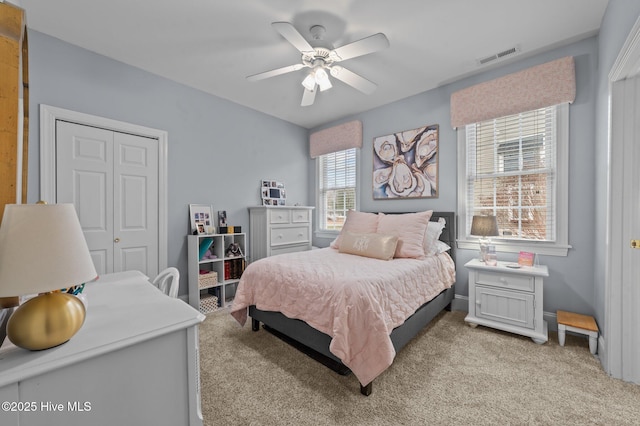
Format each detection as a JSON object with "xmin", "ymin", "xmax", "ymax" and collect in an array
[{"xmin": 19, "ymin": 0, "xmax": 609, "ymax": 129}]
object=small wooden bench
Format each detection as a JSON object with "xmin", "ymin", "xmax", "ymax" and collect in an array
[{"xmin": 557, "ymin": 310, "xmax": 598, "ymax": 355}]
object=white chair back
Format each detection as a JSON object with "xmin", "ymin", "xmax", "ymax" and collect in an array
[{"xmin": 152, "ymin": 267, "xmax": 180, "ymax": 299}]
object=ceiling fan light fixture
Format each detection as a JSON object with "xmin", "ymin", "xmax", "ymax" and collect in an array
[
  {"xmin": 318, "ymin": 78, "xmax": 332, "ymax": 92},
  {"xmin": 302, "ymin": 73, "xmax": 316, "ymax": 91},
  {"xmin": 315, "ymin": 68, "xmax": 332, "ymax": 91}
]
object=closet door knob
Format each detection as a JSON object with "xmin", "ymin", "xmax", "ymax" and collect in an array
[{"xmin": 114, "ymin": 237, "xmax": 121, "ymax": 243}]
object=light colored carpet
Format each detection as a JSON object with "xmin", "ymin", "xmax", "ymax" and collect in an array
[{"xmin": 199, "ymin": 310, "xmax": 640, "ymax": 425}]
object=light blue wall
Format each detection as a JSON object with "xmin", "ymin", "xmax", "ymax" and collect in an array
[
  {"xmin": 25, "ymin": 0, "xmax": 640, "ymax": 319},
  {"xmin": 26, "ymin": 30, "xmax": 310, "ymax": 295},
  {"xmin": 594, "ymin": 1, "xmax": 640, "ymax": 330},
  {"xmin": 310, "ymin": 37, "xmax": 601, "ymax": 317}
]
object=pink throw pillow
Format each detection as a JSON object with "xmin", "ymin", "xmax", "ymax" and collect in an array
[
  {"xmin": 377, "ymin": 210, "xmax": 433, "ymax": 258},
  {"xmin": 330, "ymin": 210, "xmax": 379, "ymax": 250}
]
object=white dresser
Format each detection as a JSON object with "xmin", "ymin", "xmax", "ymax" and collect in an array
[
  {"xmin": 248, "ymin": 206, "xmax": 314, "ymax": 262},
  {"xmin": 0, "ymin": 271, "xmax": 204, "ymax": 426},
  {"xmin": 464, "ymin": 259, "xmax": 549, "ymax": 344}
]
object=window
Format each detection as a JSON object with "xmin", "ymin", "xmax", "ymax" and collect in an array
[
  {"xmin": 317, "ymin": 148, "xmax": 357, "ymax": 233},
  {"xmin": 457, "ymin": 103, "xmax": 570, "ymax": 256}
]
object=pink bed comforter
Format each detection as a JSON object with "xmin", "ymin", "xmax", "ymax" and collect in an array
[{"xmin": 230, "ymin": 248, "xmax": 455, "ymax": 386}]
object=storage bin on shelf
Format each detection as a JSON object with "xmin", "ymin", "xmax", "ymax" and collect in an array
[
  {"xmin": 198, "ymin": 271, "xmax": 217, "ymax": 289},
  {"xmin": 199, "ymin": 294, "xmax": 218, "ymax": 314}
]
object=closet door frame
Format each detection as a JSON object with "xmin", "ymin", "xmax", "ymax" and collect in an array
[{"xmin": 39, "ymin": 104, "xmax": 168, "ymax": 273}]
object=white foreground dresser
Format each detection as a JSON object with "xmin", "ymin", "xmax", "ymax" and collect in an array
[
  {"xmin": 0, "ymin": 271, "xmax": 205, "ymax": 426},
  {"xmin": 248, "ymin": 206, "xmax": 314, "ymax": 262}
]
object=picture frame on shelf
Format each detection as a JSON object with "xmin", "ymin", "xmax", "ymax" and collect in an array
[
  {"xmin": 189, "ymin": 204, "xmax": 214, "ymax": 234},
  {"xmin": 196, "ymin": 222, "xmax": 207, "ymax": 235},
  {"xmin": 218, "ymin": 210, "xmax": 227, "ymax": 227}
]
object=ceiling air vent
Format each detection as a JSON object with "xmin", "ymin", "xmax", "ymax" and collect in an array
[{"xmin": 477, "ymin": 45, "xmax": 521, "ymax": 66}]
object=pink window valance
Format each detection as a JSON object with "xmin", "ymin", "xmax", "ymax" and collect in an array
[
  {"xmin": 310, "ymin": 120, "xmax": 362, "ymax": 158},
  {"xmin": 450, "ymin": 56, "xmax": 576, "ymax": 128}
]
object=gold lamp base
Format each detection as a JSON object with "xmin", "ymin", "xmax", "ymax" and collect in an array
[{"xmin": 7, "ymin": 292, "xmax": 86, "ymax": 351}]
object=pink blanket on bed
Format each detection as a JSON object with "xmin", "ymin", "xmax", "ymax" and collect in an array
[{"xmin": 230, "ymin": 248, "xmax": 455, "ymax": 386}]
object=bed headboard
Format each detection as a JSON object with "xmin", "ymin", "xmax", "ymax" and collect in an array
[{"xmin": 377, "ymin": 211, "xmax": 456, "ymax": 263}]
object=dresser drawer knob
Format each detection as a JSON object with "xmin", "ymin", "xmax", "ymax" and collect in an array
[
  {"xmin": 500, "ymin": 277, "xmax": 508, "ymax": 284},
  {"xmin": 277, "ymin": 234, "xmax": 283, "ymax": 239}
]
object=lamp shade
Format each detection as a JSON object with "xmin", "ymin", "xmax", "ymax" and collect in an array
[
  {"xmin": 0, "ymin": 204, "xmax": 97, "ymax": 297},
  {"xmin": 470, "ymin": 215, "xmax": 499, "ymax": 237}
]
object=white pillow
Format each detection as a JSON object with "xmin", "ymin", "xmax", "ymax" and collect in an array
[
  {"xmin": 433, "ymin": 240, "xmax": 451, "ymax": 254},
  {"xmin": 424, "ymin": 218, "xmax": 446, "ymax": 255}
]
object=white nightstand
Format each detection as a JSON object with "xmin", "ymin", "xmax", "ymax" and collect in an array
[{"xmin": 464, "ymin": 258, "xmax": 549, "ymax": 344}]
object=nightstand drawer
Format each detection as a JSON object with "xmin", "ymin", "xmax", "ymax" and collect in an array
[
  {"xmin": 269, "ymin": 210, "xmax": 291, "ymax": 224},
  {"xmin": 270, "ymin": 226, "xmax": 310, "ymax": 246},
  {"xmin": 476, "ymin": 270, "xmax": 534, "ymax": 292}
]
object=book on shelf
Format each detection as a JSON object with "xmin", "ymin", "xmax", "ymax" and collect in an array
[{"xmin": 198, "ymin": 237, "xmax": 214, "ymax": 260}]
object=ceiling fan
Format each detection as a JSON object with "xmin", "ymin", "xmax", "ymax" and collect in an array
[{"xmin": 247, "ymin": 22, "xmax": 390, "ymax": 106}]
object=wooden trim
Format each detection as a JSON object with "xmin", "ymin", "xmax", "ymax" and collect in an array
[
  {"xmin": 0, "ymin": 2, "xmax": 26, "ymax": 221},
  {"xmin": 21, "ymin": 29, "xmax": 29, "ymax": 204}
]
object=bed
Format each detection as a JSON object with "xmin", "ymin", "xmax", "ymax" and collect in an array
[{"xmin": 231, "ymin": 211, "xmax": 456, "ymax": 395}]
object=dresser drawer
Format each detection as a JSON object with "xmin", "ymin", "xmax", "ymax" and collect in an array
[
  {"xmin": 270, "ymin": 226, "xmax": 310, "ymax": 246},
  {"xmin": 476, "ymin": 270, "xmax": 535, "ymax": 292},
  {"xmin": 291, "ymin": 209, "xmax": 310, "ymax": 223},
  {"xmin": 271, "ymin": 244, "xmax": 311, "ymax": 257},
  {"xmin": 269, "ymin": 210, "xmax": 291, "ymax": 224}
]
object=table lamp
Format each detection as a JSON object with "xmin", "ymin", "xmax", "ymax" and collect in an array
[
  {"xmin": 470, "ymin": 215, "xmax": 499, "ymax": 261},
  {"xmin": 0, "ymin": 203, "xmax": 97, "ymax": 350}
]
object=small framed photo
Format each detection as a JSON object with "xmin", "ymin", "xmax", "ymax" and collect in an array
[
  {"xmin": 196, "ymin": 222, "xmax": 207, "ymax": 235},
  {"xmin": 189, "ymin": 204, "xmax": 213, "ymax": 234},
  {"xmin": 218, "ymin": 211, "xmax": 227, "ymax": 227}
]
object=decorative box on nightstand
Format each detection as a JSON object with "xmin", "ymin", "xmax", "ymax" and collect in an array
[{"xmin": 464, "ymin": 258, "xmax": 549, "ymax": 344}]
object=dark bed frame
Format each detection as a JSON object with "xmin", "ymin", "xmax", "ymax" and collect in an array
[{"xmin": 249, "ymin": 211, "xmax": 456, "ymax": 396}]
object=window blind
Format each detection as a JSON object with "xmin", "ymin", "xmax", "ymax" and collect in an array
[
  {"xmin": 319, "ymin": 148, "xmax": 356, "ymax": 231},
  {"xmin": 466, "ymin": 106, "xmax": 556, "ymax": 241}
]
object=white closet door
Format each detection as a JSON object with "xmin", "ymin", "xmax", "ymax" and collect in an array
[
  {"xmin": 57, "ymin": 121, "xmax": 114, "ymax": 275},
  {"xmin": 113, "ymin": 131, "xmax": 158, "ymax": 275},
  {"xmin": 56, "ymin": 121, "xmax": 159, "ymax": 277}
]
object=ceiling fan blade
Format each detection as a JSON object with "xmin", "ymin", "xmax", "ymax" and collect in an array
[
  {"xmin": 272, "ymin": 22, "xmax": 315, "ymax": 55},
  {"xmin": 301, "ymin": 86, "xmax": 316, "ymax": 106},
  {"xmin": 331, "ymin": 33, "xmax": 390, "ymax": 62},
  {"xmin": 329, "ymin": 66, "xmax": 377, "ymax": 94},
  {"xmin": 247, "ymin": 63, "xmax": 304, "ymax": 82}
]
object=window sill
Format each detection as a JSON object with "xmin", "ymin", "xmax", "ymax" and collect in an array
[{"xmin": 457, "ymin": 239, "xmax": 570, "ymax": 257}]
